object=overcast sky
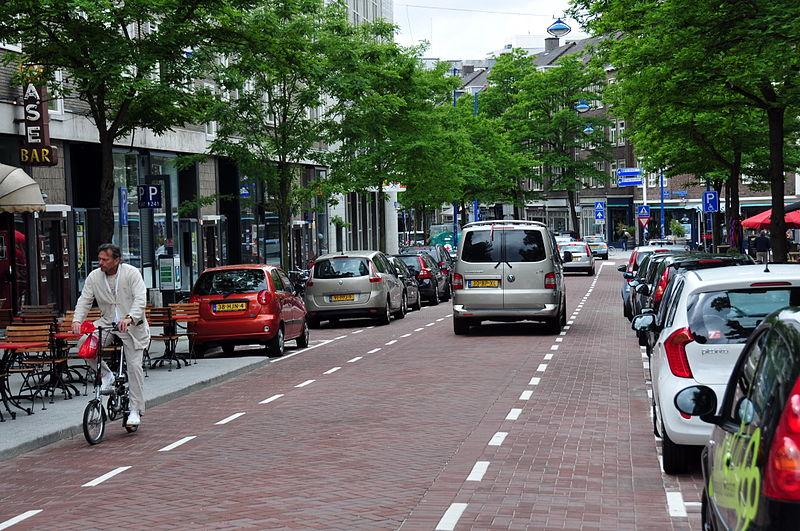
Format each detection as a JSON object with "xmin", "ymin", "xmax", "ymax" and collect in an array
[{"xmin": 394, "ymin": 0, "xmax": 588, "ymax": 60}]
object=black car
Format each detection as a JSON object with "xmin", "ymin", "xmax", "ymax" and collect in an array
[
  {"xmin": 674, "ymin": 308, "xmax": 800, "ymax": 530},
  {"xmin": 400, "ymin": 245, "xmax": 454, "ymax": 292},
  {"xmin": 393, "ymin": 253, "xmax": 449, "ymax": 304},
  {"xmin": 389, "ymin": 256, "xmax": 422, "ymax": 312}
]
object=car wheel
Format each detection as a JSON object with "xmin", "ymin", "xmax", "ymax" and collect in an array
[
  {"xmin": 662, "ymin": 422, "xmax": 690, "ymax": 474},
  {"xmin": 394, "ymin": 292, "xmax": 408, "ymax": 319},
  {"xmin": 377, "ymin": 301, "xmax": 391, "ymax": 325},
  {"xmin": 296, "ymin": 321, "xmax": 310, "ymax": 348},
  {"xmin": 268, "ymin": 326, "xmax": 285, "ymax": 357},
  {"xmin": 221, "ymin": 344, "xmax": 235, "ymax": 355},
  {"xmin": 603, "ymin": 254, "xmax": 608, "ymax": 260},
  {"xmin": 544, "ymin": 316, "xmax": 561, "ymax": 335},
  {"xmin": 588, "ymin": 267, "xmax": 595, "ymax": 276},
  {"xmin": 560, "ymin": 299, "xmax": 567, "ymax": 327},
  {"xmin": 441, "ymin": 284, "xmax": 452, "ymax": 302},
  {"xmin": 412, "ymin": 292, "xmax": 422, "ymax": 311},
  {"xmin": 429, "ymin": 286, "xmax": 440, "ymax": 306},
  {"xmin": 307, "ymin": 316, "xmax": 320, "ymax": 329},
  {"xmin": 453, "ymin": 317, "xmax": 470, "ymax": 335}
]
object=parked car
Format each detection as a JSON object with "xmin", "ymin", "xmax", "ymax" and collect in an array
[
  {"xmin": 452, "ymin": 220, "xmax": 569, "ymax": 335},
  {"xmin": 637, "ymin": 254, "xmax": 754, "ymax": 355},
  {"xmin": 393, "ymin": 253, "xmax": 447, "ymax": 305},
  {"xmin": 303, "ymin": 251, "xmax": 405, "ymax": 327},
  {"xmin": 583, "ymin": 235, "xmax": 609, "ymax": 260},
  {"xmin": 558, "ymin": 241, "xmax": 595, "ymax": 276},
  {"xmin": 399, "ymin": 245, "xmax": 454, "ymax": 296},
  {"xmin": 674, "ymin": 308, "xmax": 800, "ymax": 530},
  {"xmin": 632, "ymin": 264, "xmax": 800, "ymax": 474},
  {"xmin": 630, "ymin": 251, "xmax": 682, "ymax": 318},
  {"xmin": 389, "ymin": 255, "xmax": 422, "ymax": 312},
  {"xmin": 189, "ymin": 264, "xmax": 308, "ymax": 357},
  {"xmin": 619, "ymin": 245, "xmax": 677, "ymax": 320}
]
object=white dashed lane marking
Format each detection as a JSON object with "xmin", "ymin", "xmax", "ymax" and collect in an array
[
  {"xmin": 215, "ymin": 412, "xmax": 246, "ymax": 425},
  {"xmin": 466, "ymin": 461, "xmax": 490, "ymax": 482},
  {"xmin": 367, "ymin": 348, "xmax": 382, "ymax": 354},
  {"xmin": 414, "ymin": 328, "xmax": 424, "ymax": 332},
  {"xmin": 324, "ymin": 367, "xmax": 341, "ymax": 375},
  {"xmin": 347, "ymin": 356, "xmax": 363, "ymax": 363},
  {"xmin": 295, "ymin": 379, "xmax": 315, "ymax": 388},
  {"xmin": 385, "ymin": 340, "xmax": 397, "ymax": 346},
  {"xmin": 401, "ymin": 333, "xmax": 412, "ymax": 338},
  {"xmin": 259, "ymin": 394, "xmax": 283, "ymax": 404},
  {"xmin": 488, "ymin": 432, "xmax": 508, "ymax": 446},
  {"xmin": 506, "ymin": 408, "xmax": 522, "ymax": 420},
  {"xmin": 158, "ymin": 436, "xmax": 197, "ymax": 452},
  {"xmin": 544, "ymin": 353, "xmax": 553, "ymax": 360},
  {"xmin": 436, "ymin": 503, "xmax": 468, "ymax": 531},
  {"xmin": 82, "ymin": 466, "xmax": 131, "ymax": 487},
  {"xmin": 0, "ymin": 511, "xmax": 43, "ymax": 530},
  {"xmin": 666, "ymin": 491, "xmax": 688, "ymax": 517},
  {"xmin": 537, "ymin": 364, "xmax": 547, "ymax": 372},
  {"xmin": 519, "ymin": 390, "xmax": 533, "ymax": 400},
  {"xmin": 529, "ymin": 377, "xmax": 541, "ymax": 385}
]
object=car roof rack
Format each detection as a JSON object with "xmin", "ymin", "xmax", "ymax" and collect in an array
[{"xmin": 464, "ymin": 220, "xmax": 547, "ymax": 228}]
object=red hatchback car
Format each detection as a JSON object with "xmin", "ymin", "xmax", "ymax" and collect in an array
[{"xmin": 188, "ymin": 265, "xmax": 308, "ymax": 356}]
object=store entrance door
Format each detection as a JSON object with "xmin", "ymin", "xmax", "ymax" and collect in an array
[{"xmin": 36, "ymin": 216, "xmax": 70, "ymax": 313}]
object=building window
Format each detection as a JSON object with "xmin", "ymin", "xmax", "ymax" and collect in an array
[
  {"xmin": 204, "ymin": 83, "xmax": 217, "ymax": 138},
  {"xmin": 47, "ymin": 70, "xmax": 64, "ymax": 115},
  {"xmin": 617, "ymin": 120, "xmax": 626, "ymax": 146}
]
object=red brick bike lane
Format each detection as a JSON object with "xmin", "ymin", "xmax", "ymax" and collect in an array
[
  {"xmin": 400, "ymin": 261, "xmax": 701, "ymax": 530},
  {"xmin": 0, "ymin": 278, "xmax": 591, "ymax": 530}
]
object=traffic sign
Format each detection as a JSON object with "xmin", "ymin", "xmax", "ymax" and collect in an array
[
  {"xmin": 594, "ymin": 201, "xmax": 605, "ymax": 210},
  {"xmin": 617, "ymin": 167, "xmax": 642, "ymax": 177},
  {"xmin": 636, "ymin": 205, "xmax": 651, "ymax": 218},
  {"xmin": 617, "ymin": 176, "xmax": 643, "ymax": 187},
  {"xmin": 138, "ymin": 184, "xmax": 162, "ymax": 208},
  {"xmin": 594, "ymin": 210, "xmax": 605, "ymax": 221},
  {"xmin": 638, "ymin": 218, "xmax": 650, "ymax": 230},
  {"xmin": 661, "ymin": 190, "xmax": 671, "ymax": 199},
  {"xmin": 702, "ymin": 190, "xmax": 719, "ymax": 213}
]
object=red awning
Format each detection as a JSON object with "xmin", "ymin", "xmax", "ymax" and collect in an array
[{"xmin": 741, "ymin": 208, "xmax": 800, "ymax": 230}]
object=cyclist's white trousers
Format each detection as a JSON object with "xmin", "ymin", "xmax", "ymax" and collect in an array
[{"xmin": 85, "ymin": 332, "xmax": 146, "ymax": 414}]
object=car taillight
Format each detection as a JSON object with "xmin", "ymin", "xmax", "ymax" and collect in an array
[
  {"xmin": 257, "ymin": 289, "xmax": 272, "ymax": 305},
  {"xmin": 545, "ymin": 272, "xmax": 556, "ymax": 290},
  {"xmin": 452, "ymin": 273, "xmax": 464, "ymax": 290},
  {"xmin": 664, "ymin": 327, "xmax": 693, "ymax": 378},
  {"xmin": 764, "ymin": 378, "xmax": 800, "ymax": 501},
  {"xmin": 369, "ymin": 261, "xmax": 382, "ymax": 283},
  {"xmin": 654, "ymin": 269, "xmax": 670, "ymax": 302},
  {"xmin": 418, "ymin": 268, "xmax": 433, "ymax": 280}
]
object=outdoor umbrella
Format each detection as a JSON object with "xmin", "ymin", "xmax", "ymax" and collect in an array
[
  {"xmin": 741, "ymin": 207, "xmax": 800, "ymax": 230},
  {"xmin": 0, "ymin": 163, "xmax": 45, "ymax": 212}
]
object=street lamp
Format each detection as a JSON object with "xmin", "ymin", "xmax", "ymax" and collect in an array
[
  {"xmin": 574, "ymin": 99, "xmax": 590, "ymax": 113},
  {"xmin": 547, "ymin": 18, "xmax": 571, "ymax": 38},
  {"xmin": 583, "ymin": 124, "xmax": 594, "ymax": 135}
]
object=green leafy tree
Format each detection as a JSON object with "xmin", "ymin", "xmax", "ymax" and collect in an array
[
  {"xmin": 207, "ymin": 0, "xmax": 356, "ymax": 268},
  {"xmin": 511, "ymin": 55, "xmax": 613, "ymax": 238},
  {"xmin": 0, "ymin": 0, "xmax": 227, "ymax": 243},
  {"xmin": 571, "ymin": 0, "xmax": 800, "ymax": 261}
]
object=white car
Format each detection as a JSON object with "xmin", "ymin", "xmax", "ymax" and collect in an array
[{"xmin": 633, "ymin": 264, "xmax": 800, "ymax": 474}]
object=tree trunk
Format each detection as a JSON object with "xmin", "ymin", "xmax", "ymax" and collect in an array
[
  {"xmin": 377, "ymin": 189, "xmax": 386, "ymax": 253},
  {"xmin": 278, "ymin": 165, "xmax": 292, "ymax": 269},
  {"xmin": 712, "ymin": 180, "xmax": 723, "ymax": 252},
  {"xmin": 99, "ymin": 135, "xmax": 116, "ymax": 244},
  {"xmin": 567, "ymin": 189, "xmax": 580, "ymax": 240},
  {"xmin": 767, "ymin": 106, "xmax": 787, "ymax": 262},
  {"xmin": 459, "ymin": 201, "xmax": 468, "ymax": 229}
]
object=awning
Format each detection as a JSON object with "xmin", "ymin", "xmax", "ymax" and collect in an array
[{"xmin": 0, "ymin": 164, "xmax": 45, "ymax": 213}]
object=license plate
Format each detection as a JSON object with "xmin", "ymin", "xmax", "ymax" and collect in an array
[
  {"xmin": 331, "ymin": 294, "xmax": 355, "ymax": 302},
  {"xmin": 469, "ymin": 279, "xmax": 500, "ymax": 288},
  {"xmin": 213, "ymin": 302, "xmax": 247, "ymax": 312}
]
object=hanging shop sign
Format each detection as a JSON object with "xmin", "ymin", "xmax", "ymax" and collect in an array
[{"xmin": 20, "ymin": 82, "xmax": 58, "ymax": 166}]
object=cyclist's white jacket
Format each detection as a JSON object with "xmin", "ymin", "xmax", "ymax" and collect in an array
[{"xmin": 72, "ymin": 263, "xmax": 151, "ymax": 350}]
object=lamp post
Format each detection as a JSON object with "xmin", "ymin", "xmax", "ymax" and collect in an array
[
  {"xmin": 659, "ymin": 169, "xmax": 665, "ymax": 238},
  {"xmin": 573, "ymin": 99, "xmax": 591, "ymax": 237},
  {"xmin": 452, "ymin": 66, "xmax": 460, "ymax": 246},
  {"xmin": 546, "ymin": 18, "xmax": 571, "ymax": 38}
]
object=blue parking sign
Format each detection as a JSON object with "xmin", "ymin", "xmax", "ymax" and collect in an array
[
  {"xmin": 702, "ymin": 191, "xmax": 719, "ymax": 213},
  {"xmin": 636, "ymin": 205, "xmax": 651, "ymax": 218},
  {"xmin": 594, "ymin": 210, "xmax": 605, "ymax": 221}
]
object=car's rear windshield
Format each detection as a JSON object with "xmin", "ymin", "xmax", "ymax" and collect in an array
[
  {"xmin": 688, "ymin": 287, "xmax": 800, "ymax": 344},
  {"xmin": 461, "ymin": 230, "xmax": 501, "ymax": 263},
  {"xmin": 194, "ymin": 269, "xmax": 267, "ymax": 295},
  {"xmin": 559, "ymin": 244, "xmax": 587, "ymax": 253},
  {"xmin": 505, "ymin": 230, "xmax": 546, "ymax": 262},
  {"xmin": 314, "ymin": 257, "xmax": 369, "ymax": 279},
  {"xmin": 396, "ymin": 256, "xmax": 421, "ymax": 269}
]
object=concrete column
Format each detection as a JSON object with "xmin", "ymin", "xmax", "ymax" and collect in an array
[{"xmin": 384, "ymin": 190, "xmax": 399, "ymax": 255}]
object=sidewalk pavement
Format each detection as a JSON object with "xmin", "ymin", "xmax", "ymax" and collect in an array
[{"xmin": 0, "ymin": 338, "xmax": 268, "ymax": 460}]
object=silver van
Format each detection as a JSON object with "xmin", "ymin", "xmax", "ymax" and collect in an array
[
  {"xmin": 452, "ymin": 220, "xmax": 569, "ymax": 335},
  {"xmin": 304, "ymin": 251, "xmax": 405, "ymax": 327}
]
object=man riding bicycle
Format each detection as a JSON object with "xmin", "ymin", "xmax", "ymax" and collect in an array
[{"xmin": 72, "ymin": 243, "xmax": 150, "ymax": 426}]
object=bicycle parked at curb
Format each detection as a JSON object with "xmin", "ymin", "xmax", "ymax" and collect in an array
[{"xmin": 81, "ymin": 322, "xmax": 138, "ymax": 445}]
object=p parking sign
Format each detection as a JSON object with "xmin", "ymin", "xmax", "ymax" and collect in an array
[{"xmin": 138, "ymin": 184, "xmax": 162, "ymax": 209}]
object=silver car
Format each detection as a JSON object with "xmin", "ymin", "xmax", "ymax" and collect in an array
[
  {"xmin": 452, "ymin": 220, "xmax": 569, "ymax": 335},
  {"xmin": 558, "ymin": 241, "xmax": 595, "ymax": 275},
  {"xmin": 304, "ymin": 251, "xmax": 405, "ymax": 327}
]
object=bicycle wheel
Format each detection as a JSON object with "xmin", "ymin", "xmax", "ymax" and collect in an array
[{"xmin": 83, "ymin": 399, "xmax": 106, "ymax": 445}]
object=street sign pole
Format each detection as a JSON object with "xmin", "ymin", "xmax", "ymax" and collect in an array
[
  {"xmin": 659, "ymin": 170, "xmax": 665, "ymax": 239},
  {"xmin": 641, "ymin": 175, "xmax": 647, "ymax": 245}
]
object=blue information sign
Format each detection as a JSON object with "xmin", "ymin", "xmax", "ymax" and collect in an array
[
  {"xmin": 617, "ymin": 167, "xmax": 642, "ymax": 177},
  {"xmin": 594, "ymin": 210, "xmax": 605, "ymax": 221},
  {"xmin": 118, "ymin": 186, "xmax": 128, "ymax": 225},
  {"xmin": 702, "ymin": 190, "xmax": 719, "ymax": 213},
  {"xmin": 617, "ymin": 176, "xmax": 643, "ymax": 187},
  {"xmin": 594, "ymin": 201, "xmax": 605, "ymax": 210},
  {"xmin": 636, "ymin": 205, "xmax": 651, "ymax": 218}
]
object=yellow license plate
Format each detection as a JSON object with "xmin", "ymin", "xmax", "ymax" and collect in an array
[
  {"xmin": 213, "ymin": 302, "xmax": 247, "ymax": 312},
  {"xmin": 331, "ymin": 294, "xmax": 355, "ymax": 302},
  {"xmin": 469, "ymin": 279, "xmax": 500, "ymax": 288}
]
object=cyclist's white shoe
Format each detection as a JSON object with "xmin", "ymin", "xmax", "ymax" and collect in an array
[
  {"xmin": 127, "ymin": 409, "xmax": 141, "ymax": 426},
  {"xmin": 100, "ymin": 371, "xmax": 114, "ymax": 392}
]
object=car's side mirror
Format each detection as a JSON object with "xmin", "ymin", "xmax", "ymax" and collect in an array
[
  {"xmin": 631, "ymin": 313, "xmax": 655, "ymax": 332},
  {"xmin": 623, "ymin": 272, "xmax": 634, "ymax": 280},
  {"xmin": 674, "ymin": 385, "xmax": 720, "ymax": 423},
  {"xmin": 617, "ymin": 265, "xmax": 627, "ymax": 272},
  {"xmin": 397, "ymin": 273, "xmax": 405, "ymax": 280},
  {"xmin": 635, "ymin": 284, "xmax": 651, "ymax": 295},
  {"xmin": 562, "ymin": 251, "xmax": 573, "ymax": 263}
]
